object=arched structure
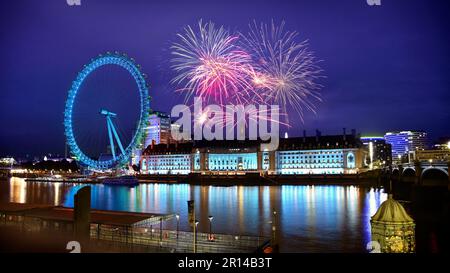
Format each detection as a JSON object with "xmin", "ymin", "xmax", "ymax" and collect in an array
[{"xmin": 64, "ymin": 52, "xmax": 150, "ymax": 170}]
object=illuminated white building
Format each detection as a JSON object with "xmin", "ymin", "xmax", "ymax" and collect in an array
[{"xmin": 139, "ymin": 132, "xmax": 368, "ymax": 175}]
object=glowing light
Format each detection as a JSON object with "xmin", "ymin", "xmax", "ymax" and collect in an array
[
  {"xmin": 171, "ymin": 20, "xmax": 255, "ymax": 106},
  {"xmin": 241, "ymin": 20, "xmax": 323, "ymax": 123},
  {"xmin": 197, "ymin": 112, "xmax": 208, "ymax": 124},
  {"xmin": 171, "ymin": 20, "xmax": 323, "ymax": 126}
]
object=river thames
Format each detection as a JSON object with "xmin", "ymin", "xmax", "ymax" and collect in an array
[{"xmin": 0, "ymin": 177, "xmax": 387, "ymax": 252}]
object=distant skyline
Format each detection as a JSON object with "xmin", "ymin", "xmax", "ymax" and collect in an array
[{"xmin": 1, "ymin": 0, "xmax": 449, "ymax": 157}]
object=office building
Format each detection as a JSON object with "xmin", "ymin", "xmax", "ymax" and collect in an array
[
  {"xmin": 360, "ymin": 136, "xmax": 392, "ymax": 168},
  {"xmin": 143, "ymin": 111, "xmax": 172, "ymax": 148},
  {"xmin": 384, "ymin": 131, "xmax": 427, "ymax": 163}
]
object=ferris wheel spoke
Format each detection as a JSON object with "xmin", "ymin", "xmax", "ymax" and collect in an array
[{"xmin": 64, "ymin": 52, "xmax": 150, "ymax": 171}]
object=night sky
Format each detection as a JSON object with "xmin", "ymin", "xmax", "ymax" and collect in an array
[{"xmin": 1, "ymin": 0, "xmax": 449, "ymax": 158}]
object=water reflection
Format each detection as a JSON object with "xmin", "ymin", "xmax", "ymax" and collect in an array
[{"xmin": 0, "ymin": 178, "xmax": 387, "ymax": 252}]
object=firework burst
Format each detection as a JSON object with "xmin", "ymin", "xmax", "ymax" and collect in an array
[
  {"xmin": 241, "ymin": 20, "xmax": 323, "ymax": 123},
  {"xmin": 171, "ymin": 20, "xmax": 256, "ymax": 106},
  {"xmin": 170, "ymin": 20, "xmax": 323, "ymax": 127}
]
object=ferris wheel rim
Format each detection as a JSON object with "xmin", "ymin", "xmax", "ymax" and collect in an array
[{"xmin": 64, "ymin": 52, "xmax": 150, "ymax": 170}]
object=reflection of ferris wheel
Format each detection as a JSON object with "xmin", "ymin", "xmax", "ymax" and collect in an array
[{"xmin": 64, "ymin": 52, "xmax": 150, "ymax": 170}]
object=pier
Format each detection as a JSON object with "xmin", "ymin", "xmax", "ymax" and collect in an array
[{"xmin": 0, "ymin": 202, "xmax": 269, "ymax": 253}]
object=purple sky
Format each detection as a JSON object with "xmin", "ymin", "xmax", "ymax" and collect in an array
[{"xmin": 1, "ymin": 0, "xmax": 449, "ymax": 158}]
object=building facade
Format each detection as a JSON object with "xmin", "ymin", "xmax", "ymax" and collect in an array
[
  {"xmin": 140, "ymin": 142, "xmax": 193, "ymax": 174},
  {"xmin": 384, "ymin": 131, "xmax": 427, "ymax": 163},
  {"xmin": 143, "ymin": 111, "xmax": 172, "ymax": 148},
  {"xmin": 360, "ymin": 136, "xmax": 392, "ymax": 168},
  {"xmin": 139, "ymin": 133, "xmax": 368, "ymax": 175},
  {"xmin": 408, "ymin": 149, "xmax": 450, "ymax": 163}
]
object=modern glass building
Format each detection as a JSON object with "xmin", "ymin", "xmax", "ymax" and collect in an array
[
  {"xmin": 384, "ymin": 131, "xmax": 427, "ymax": 163},
  {"xmin": 143, "ymin": 111, "xmax": 171, "ymax": 147}
]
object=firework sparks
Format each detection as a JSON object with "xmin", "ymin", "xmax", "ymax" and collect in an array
[
  {"xmin": 170, "ymin": 20, "xmax": 323, "ymax": 126},
  {"xmin": 171, "ymin": 20, "xmax": 255, "ymax": 106},
  {"xmin": 241, "ymin": 20, "xmax": 323, "ymax": 123}
]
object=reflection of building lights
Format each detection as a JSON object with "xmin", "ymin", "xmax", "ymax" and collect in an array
[
  {"xmin": 10, "ymin": 178, "xmax": 26, "ymax": 203},
  {"xmin": 54, "ymin": 182, "xmax": 61, "ymax": 205}
]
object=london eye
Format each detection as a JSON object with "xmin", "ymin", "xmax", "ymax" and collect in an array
[{"xmin": 64, "ymin": 52, "xmax": 150, "ymax": 171}]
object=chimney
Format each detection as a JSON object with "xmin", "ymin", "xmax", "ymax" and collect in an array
[
  {"xmin": 151, "ymin": 139, "xmax": 155, "ymax": 150},
  {"xmin": 303, "ymin": 130, "xmax": 306, "ymax": 143},
  {"xmin": 343, "ymin": 128, "xmax": 346, "ymax": 141}
]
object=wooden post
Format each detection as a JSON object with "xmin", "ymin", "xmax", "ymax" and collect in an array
[{"xmin": 74, "ymin": 186, "xmax": 91, "ymax": 242}]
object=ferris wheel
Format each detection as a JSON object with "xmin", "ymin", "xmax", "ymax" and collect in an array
[{"xmin": 64, "ymin": 52, "xmax": 150, "ymax": 171}]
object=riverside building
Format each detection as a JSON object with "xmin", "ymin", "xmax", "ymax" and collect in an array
[{"xmin": 139, "ymin": 131, "xmax": 368, "ymax": 175}]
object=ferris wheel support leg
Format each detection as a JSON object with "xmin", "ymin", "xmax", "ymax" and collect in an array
[
  {"xmin": 106, "ymin": 117, "xmax": 116, "ymax": 160},
  {"xmin": 108, "ymin": 117, "xmax": 126, "ymax": 156}
]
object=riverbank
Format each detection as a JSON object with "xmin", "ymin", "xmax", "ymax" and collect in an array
[
  {"xmin": 9, "ymin": 173, "xmax": 381, "ymax": 186},
  {"xmin": 136, "ymin": 173, "xmax": 380, "ymax": 187}
]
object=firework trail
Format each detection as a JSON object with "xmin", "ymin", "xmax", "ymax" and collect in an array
[
  {"xmin": 241, "ymin": 20, "xmax": 323, "ymax": 123},
  {"xmin": 170, "ymin": 20, "xmax": 257, "ymax": 106},
  {"xmin": 170, "ymin": 20, "xmax": 323, "ymax": 127}
]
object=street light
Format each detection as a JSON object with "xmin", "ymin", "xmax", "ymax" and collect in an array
[
  {"xmin": 195, "ymin": 220, "xmax": 199, "ymax": 253},
  {"xmin": 208, "ymin": 215, "xmax": 214, "ymax": 241},
  {"xmin": 175, "ymin": 214, "xmax": 180, "ymax": 239},
  {"xmin": 272, "ymin": 209, "xmax": 277, "ymax": 249}
]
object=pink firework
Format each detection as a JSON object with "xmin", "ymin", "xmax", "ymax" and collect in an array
[
  {"xmin": 171, "ymin": 20, "xmax": 255, "ymax": 106},
  {"xmin": 241, "ymin": 20, "xmax": 323, "ymax": 123}
]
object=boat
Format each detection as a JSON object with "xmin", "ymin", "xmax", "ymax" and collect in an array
[
  {"xmin": 25, "ymin": 175, "xmax": 94, "ymax": 183},
  {"xmin": 102, "ymin": 175, "xmax": 139, "ymax": 186}
]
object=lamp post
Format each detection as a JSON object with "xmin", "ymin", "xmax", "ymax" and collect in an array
[
  {"xmin": 159, "ymin": 217, "xmax": 163, "ymax": 247},
  {"xmin": 175, "ymin": 214, "xmax": 180, "ymax": 239},
  {"xmin": 272, "ymin": 209, "xmax": 278, "ymax": 252},
  {"xmin": 194, "ymin": 220, "xmax": 199, "ymax": 253},
  {"xmin": 208, "ymin": 215, "xmax": 214, "ymax": 241}
]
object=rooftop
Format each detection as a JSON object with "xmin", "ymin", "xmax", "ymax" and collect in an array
[{"xmin": 142, "ymin": 133, "xmax": 363, "ymax": 154}]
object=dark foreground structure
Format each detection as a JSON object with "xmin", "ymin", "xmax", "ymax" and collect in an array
[{"xmin": 0, "ymin": 202, "xmax": 269, "ymax": 253}]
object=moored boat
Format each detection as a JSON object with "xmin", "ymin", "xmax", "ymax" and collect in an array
[{"xmin": 102, "ymin": 175, "xmax": 139, "ymax": 186}]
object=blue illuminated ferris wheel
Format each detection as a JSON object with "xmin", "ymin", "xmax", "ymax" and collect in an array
[{"xmin": 64, "ymin": 52, "xmax": 150, "ymax": 170}]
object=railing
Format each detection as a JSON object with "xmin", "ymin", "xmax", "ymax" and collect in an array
[{"xmin": 90, "ymin": 225, "xmax": 269, "ymax": 253}]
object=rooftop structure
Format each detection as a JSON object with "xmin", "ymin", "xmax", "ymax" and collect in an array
[{"xmin": 140, "ymin": 131, "xmax": 368, "ymax": 175}]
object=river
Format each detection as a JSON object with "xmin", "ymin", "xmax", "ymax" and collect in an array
[{"xmin": 0, "ymin": 177, "xmax": 388, "ymax": 252}]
